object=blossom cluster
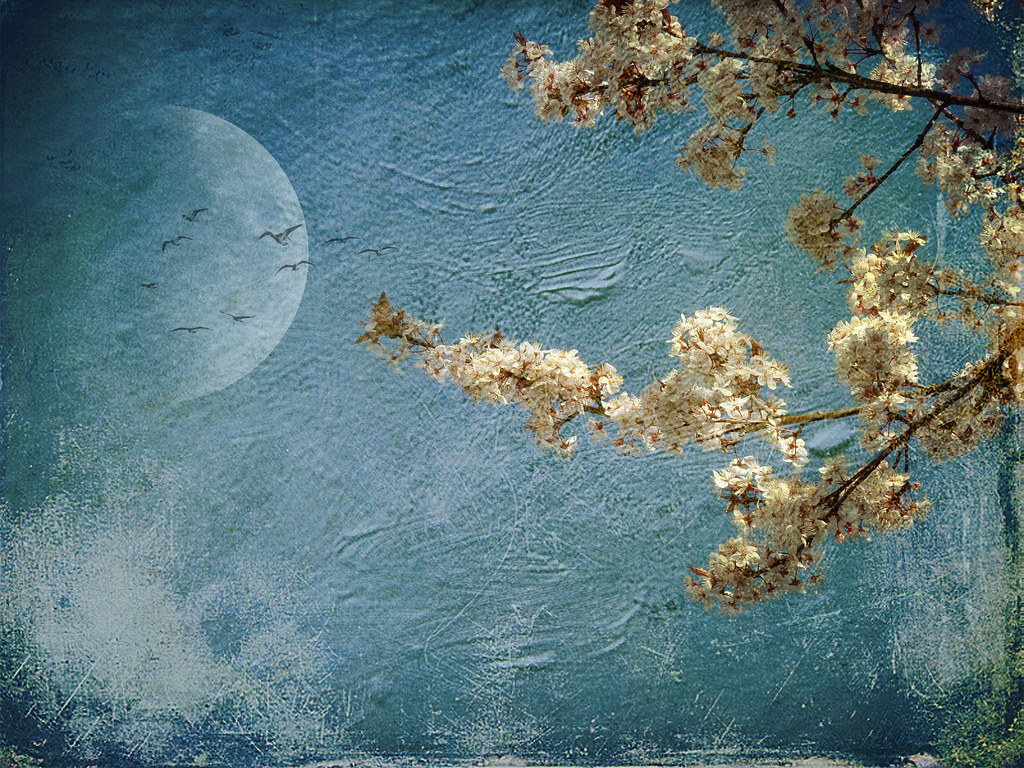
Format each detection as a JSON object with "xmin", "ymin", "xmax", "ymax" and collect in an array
[
  {"xmin": 784, "ymin": 189, "xmax": 863, "ymax": 270},
  {"xmin": 845, "ymin": 231, "xmax": 935, "ymax": 318},
  {"xmin": 868, "ymin": 56, "xmax": 935, "ymax": 112},
  {"xmin": 688, "ymin": 453, "xmax": 929, "ymax": 613},
  {"xmin": 594, "ymin": 308, "xmax": 807, "ymax": 467},
  {"xmin": 980, "ymin": 205, "xmax": 1024, "ymax": 292},
  {"xmin": 499, "ymin": 2, "xmax": 698, "ymax": 131},
  {"xmin": 827, "ymin": 311, "xmax": 919, "ymax": 403},
  {"xmin": 355, "ymin": 293, "xmax": 623, "ymax": 457},
  {"xmin": 353, "ymin": 291, "xmax": 442, "ymax": 367},
  {"xmin": 828, "ymin": 216, "xmax": 1022, "ymax": 455},
  {"xmin": 361, "ymin": 0, "xmax": 1024, "ymax": 614},
  {"xmin": 358, "ymin": 297, "xmax": 801, "ymax": 465},
  {"xmin": 920, "ymin": 134, "xmax": 1011, "ymax": 216},
  {"xmin": 503, "ymin": 0, "xmax": 1022, "ymax": 270},
  {"xmin": 420, "ymin": 333, "xmax": 622, "ymax": 457}
]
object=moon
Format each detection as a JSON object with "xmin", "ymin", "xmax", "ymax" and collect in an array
[{"xmin": 56, "ymin": 106, "xmax": 309, "ymax": 407}]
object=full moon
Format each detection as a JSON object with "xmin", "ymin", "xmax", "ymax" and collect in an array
[{"xmin": 58, "ymin": 106, "xmax": 309, "ymax": 408}]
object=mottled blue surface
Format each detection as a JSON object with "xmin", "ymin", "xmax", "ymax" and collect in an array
[{"xmin": 1, "ymin": 1, "xmax": 1020, "ymax": 765}]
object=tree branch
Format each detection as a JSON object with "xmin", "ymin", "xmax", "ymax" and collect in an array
[
  {"xmin": 823, "ymin": 347, "xmax": 1010, "ymax": 515},
  {"xmin": 836, "ymin": 105, "xmax": 943, "ymax": 224},
  {"xmin": 932, "ymin": 286, "xmax": 1024, "ymax": 307},
  {"xmin": 690, "ymin": 43, "xmax": 1024, "ymax": 116}
]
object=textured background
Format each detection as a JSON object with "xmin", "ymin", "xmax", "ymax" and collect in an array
[{"xmin": 1, "ymin": 1, "xmax": 1021, "ymax": 765}]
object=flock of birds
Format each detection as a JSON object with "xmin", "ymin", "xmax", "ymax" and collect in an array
[{"xmin": 143, "ymin": 207, "xmax": 392, "ymax": 335}]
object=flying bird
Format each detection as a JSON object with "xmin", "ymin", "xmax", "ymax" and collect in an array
[
  {"xmin": 258, "ymin": 224, "xmax": 303, "ymax": 245},
  {"xmin": 276, "ymin": 260, "xmax": 315, "ymax": 274},
  {"xmin": 220, "ymin": 310, "xmax": 255, "ymax": 322},
  {"xmin": 169, "ymin": 326, "xmax": 210, "ymax": 334},
  {"xmin": 140, "ymin": 282, "xmax": 158, "ymax": 289},
  {"xmin": 182, "ymin": 208, "xmax": 208, "ymax": 222},
  {"xmin": 358, "ymin": 246, "xmax": 397, "ymax": 257},
  {"xmin": 162, "ymin": 235, "xmax": 193, "ymax": 251},
  {"xmin": 326, "ymin": 236, "xmax": 359, "ymax": 243}
]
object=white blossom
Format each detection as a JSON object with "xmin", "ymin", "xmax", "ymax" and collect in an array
[
  {"xmin": 846, "ymin": 231, "xmax": 935, "ymax": 317},
  {"xmin": 827, "ymin": 310, "xmax": 919, "ymax": 404},
  {"xmin": 360, "ymin": 0, "xmax": 1024, "ymax": 614},
  {"xmin": 785, "ymin": 189, "xmax": 862, "ymax": 269}
]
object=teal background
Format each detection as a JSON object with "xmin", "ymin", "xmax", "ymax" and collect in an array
[{"xmin": 1, "ymin": 1, "xmax": 1021, "ymax": 765}]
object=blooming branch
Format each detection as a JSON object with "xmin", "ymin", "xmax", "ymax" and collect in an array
[{"xmin": 358, "ymin": 0, "xmax": 1024, "ymax": 613}]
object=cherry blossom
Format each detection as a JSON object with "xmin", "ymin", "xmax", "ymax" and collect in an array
[{"xmin": 359, "ymin": 0, "xmax": 1024, "ymax": 613}]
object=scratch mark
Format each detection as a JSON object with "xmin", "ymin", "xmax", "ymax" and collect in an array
[
  {"xmin": 639, "ymin": 645, "xmax": 670, "ymax": 662},
  {"xmin": 64, "ymin": 712, "xmax": 104, "ymax": 755},
  {"xmin": 802, "ymin": 607, "xmax": 843, "ymax": 626},
  {"xmin": 55, "ymin": 656, "xmax": 100, "ymax": 718},
  {"xmin": 712, "ymin": 716, "xmax": 737, "ymax": 748},
  {"xmin": 701, "ymin": 690, "xmax": 724, "ymax": 723},
  {"xmin": 891, "ymin": 632, "xmax": 900, "ymax": 677},
  {"xmin": 906, "ymin": 677, "xmax": 945, "ymax": 707},
  {"xmin": 234, "ymin": 719, "xmax": 265, "ymax": 755},
  {"xmin": 421, "ymin": 522, "xmax": 517, "ymax": 663},
  {"xmin": 765, "ymin": 637, "xmax": 813, "ymax": 709},
  {"xmin": 125, "ymin": 729, "xmax": 153, "ymax": 759},
  {"xmin": 545, "ymin": 530, "xmax": 605, "ymax": 567},
  {"xmin": 11, "ymin": 654, "xmax": 31, "ymax": 679},
  {"xmin": 491, "ymin": 650, "xmax": 556, "ymax": 669}
]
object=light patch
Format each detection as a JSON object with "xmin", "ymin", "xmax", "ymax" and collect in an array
[{"xmin": 2, "ymin": 428, "xmax": 345, "ymax": 764}]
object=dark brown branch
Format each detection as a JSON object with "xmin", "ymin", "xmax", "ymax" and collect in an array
[
  {"xmin": 690, "ymin": 43, "xmax": 1024, "ymax": 115},
  {"xmin": 836, "ymin": 104, "xmax": 943, "ymax": 223},
  {"xmin": 823, "ymin": 347, "xmax": 1010, "ymax": 515},
  {"xmin": 911, "ymin": 14, "xmax": 923, "ymax": 87},
  {"xmin": 932, "ymin": 286, "xmax": 1024, "ymax": 307},
  {"xmin": 940, "ymin": 105, "xmax": 996, "ymax": 149}
]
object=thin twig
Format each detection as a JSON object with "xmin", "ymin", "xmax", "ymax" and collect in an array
[{"xmin": 836, "ymin": 104, "xmax": 943, "ymax": 223}]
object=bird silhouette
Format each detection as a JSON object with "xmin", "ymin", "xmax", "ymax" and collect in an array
[
  {"xmin": 170, "ymin": 326, "xmax": 210, "ymax": 334},
  {"xmin": 140, "ymin": 282, "xmax": 158, "ymax": 289},
  {"xmin": 276, "ymin": 260, "xmax": 315, "ymax": 274},
  {"xmin": 326, "ymin": 236, "xmax": 358, "ymax": 243},
  {"xmin": 358, "ymin": 246, "xmax": 397, "ymax": 257},
  {"xmin": 259, "ymin": 224, "xmax": 303, "ymax": 245},
  {"xmin": 182, "ymin": 208, "xmax": 208, "ymax": 222},
  {"xmin": 220, "ymin": 310, "xmax": 255, "ymax": 322},
  {"xmin": 162, "ymin": 235, "xmax": 193, "ymax": 252}
]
